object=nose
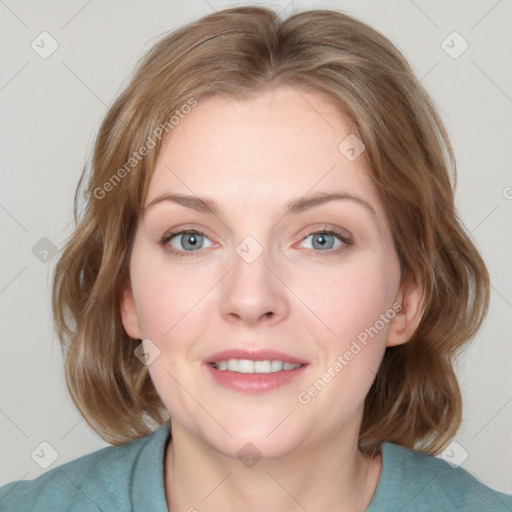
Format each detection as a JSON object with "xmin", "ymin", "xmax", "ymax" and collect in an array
[{"xmin": 219, "ymin": 239, "xmax": 290, "ymax": 327}]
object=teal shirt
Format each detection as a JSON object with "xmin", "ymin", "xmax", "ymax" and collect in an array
[{"xmin": 1, "ymin": 422, "xmax": 511, "ymax": 511}]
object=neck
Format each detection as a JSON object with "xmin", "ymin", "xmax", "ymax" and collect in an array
[{"xmin": 164, "ymin": 424, "xmax": 382, "ymax": 512}]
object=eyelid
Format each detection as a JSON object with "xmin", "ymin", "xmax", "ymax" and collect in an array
[
  {"xmin": 160, "ymin": 228, "xmax": 215, "ymax": 250},
  {"xmin": 293, "ymin": 224, "xmax": 352, "ymax": 254},
  {"xmin": 296, "ymin": 223, "xmax": 352, "ymax": 242},
  {"xmin": 290, "ymin": 221, "xmax": 349, "ymax": 242}
]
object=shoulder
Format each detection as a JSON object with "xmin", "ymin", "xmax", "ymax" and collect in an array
[
  {"xmin": 367, "ymin": 442, "xmax": 512, "ymax": 512},
  {"xmin": 0, "ymin": 439, "xmax": 147, "ymax": 511},
  {"xmin": 0, "ymin": 423, "xmax": 170, "ymax": 512}
]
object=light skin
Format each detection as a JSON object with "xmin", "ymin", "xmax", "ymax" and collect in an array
[{"xmin": 121, "ymin": 85, "xmax": 424, "ymax": 511}]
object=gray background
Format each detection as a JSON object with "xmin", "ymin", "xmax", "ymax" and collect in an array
[{"xmin": 1, "ymin": 0, "xmax": 511, "ymax": 493}]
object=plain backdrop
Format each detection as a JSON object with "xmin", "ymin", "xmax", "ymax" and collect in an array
[{"xmin": 1, "ymin": 0, "xmax": 511, "ymax": 494}]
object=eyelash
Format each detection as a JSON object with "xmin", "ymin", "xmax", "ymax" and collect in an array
[
  {"xmin": 305, "ymin": 227, "xmax": 353, "ymax": 259},
  {"xmin": 159, "ymin": 225, "xmax": 352, "ymax": 259}
]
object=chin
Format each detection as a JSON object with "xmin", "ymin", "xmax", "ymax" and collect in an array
[{"xmin": 208, "ymin": 433, "xmax": 301, "ymax": 464}]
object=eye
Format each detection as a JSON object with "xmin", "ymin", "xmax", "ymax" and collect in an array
[
  {"xmin": 160, "ymin": 226, "xmax": 352, "ymax": 259},
  {"xmin": 297, "ymin": 227, "xmax": 352, "ymax": 256},
  {"xmin": 161, "ymin": 229, "xmax": 214, "ymax": 257}
]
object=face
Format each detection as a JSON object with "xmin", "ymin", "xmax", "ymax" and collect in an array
[{"xmin": 121, "ymin": 85, "xmax": 421, "ymax": 460}]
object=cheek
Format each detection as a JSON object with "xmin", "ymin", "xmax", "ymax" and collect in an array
[
  {"xmin": 128, "ymin": 250, "xmax": 213, "ymax": 417},
  {"xmin": 305, "ymin": 254, "xmax": 399, "ymax": 345},
  {"xmin": 293, "ymin": 263, "xmax": 397, "ymax": 415},
  {"xmin": 300, "ymin": 252, "xmax": 400, "ymax": 399},
  {"xmin": 129, "ymin": 243, "xmax": 211, "ymax": 339}
]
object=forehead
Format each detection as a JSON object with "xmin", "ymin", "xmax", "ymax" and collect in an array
[{"xmin": 146, "ymin": 85, "xmax": 383, "ymax": 218}]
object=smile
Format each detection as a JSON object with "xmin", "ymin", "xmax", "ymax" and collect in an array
[
  {"xmin": 205, "ymin": 360, "xmax": 307, "ymax": 393},
  {"xmin": 211, "ymin": 359, "xmax": 302, "ymax": 373}
]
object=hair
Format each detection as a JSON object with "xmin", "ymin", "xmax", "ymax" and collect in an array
[{"xmin": 52, "ymin": 5, "xmax": 489, "ymax": 454}]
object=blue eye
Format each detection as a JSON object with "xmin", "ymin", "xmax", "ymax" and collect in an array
[
  {"xmin": 160, "ymin": 227, "xmax": 352, "ymax": 259},
  {"xmin": 161, "ymin": 230, "xmax": 213, "ymax": 256},
  {"xmin": 301, "ymin": 232, "xmax": 341, "ymax": 250},
  {"xmin": 298, "ymin": 228, "xmax": 351, "ymax": 257}
]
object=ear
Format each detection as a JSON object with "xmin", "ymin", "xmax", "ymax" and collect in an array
[
  {"xmin": 120, "ymin": 279, "xmax": 142, "ymax": 339},
  {"xmin": 386, "ymin": 277, "xmax": 425, "ymax": 347}
]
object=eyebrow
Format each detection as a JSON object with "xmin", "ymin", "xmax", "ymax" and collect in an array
[{"xmin": 144, "ymin": 191, "xmax": 377, "ymax": 218}]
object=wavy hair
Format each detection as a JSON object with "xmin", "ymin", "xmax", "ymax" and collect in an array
[{"xmin": 53, "ymin": 6, "xmax": 489, "ymax": 453}]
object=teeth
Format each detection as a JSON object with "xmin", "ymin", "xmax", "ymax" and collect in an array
[{"xmin": 212, "ymin": 359, "xmax": 302, "ymax": 373}]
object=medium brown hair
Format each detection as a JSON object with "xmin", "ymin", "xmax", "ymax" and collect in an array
[{"xmin": 53, "ymin": 6, "xmax": 489, "ymax": 453}]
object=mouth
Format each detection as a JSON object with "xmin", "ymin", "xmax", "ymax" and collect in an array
[
  {"xmin": 204, "ymin": 349, "xmax": 308, "ymax": 393},
  {"xmin": 204, "ymin": 348, "xmax": 307, "ymax": 370},
  {"xmin": 210, "ymin": 359, "xmax": 302, "ymax": 373}
]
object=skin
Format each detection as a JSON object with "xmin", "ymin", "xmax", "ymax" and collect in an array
[{"xmin": 121, "ymin": 85, "xmax": 424, "ymax": 512}]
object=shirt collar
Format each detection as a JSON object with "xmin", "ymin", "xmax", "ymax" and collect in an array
[{"xmin": 132, "ymin": 421, "xmax": 171, "ymax": 511}]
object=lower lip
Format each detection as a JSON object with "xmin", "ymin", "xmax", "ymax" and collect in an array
[{"xmin": 204, "ymin": 363, "xmax": 308, "ymax": 393}]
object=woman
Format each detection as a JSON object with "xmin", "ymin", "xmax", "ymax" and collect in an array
[{"xmin": 1, "ymin": 6, "xmax": 510, "ymax": 511}]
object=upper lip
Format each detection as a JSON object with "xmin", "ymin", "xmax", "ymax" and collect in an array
[{"xmin": 204, "ymin": 349, "xmax": 308, "ymax": 365}]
